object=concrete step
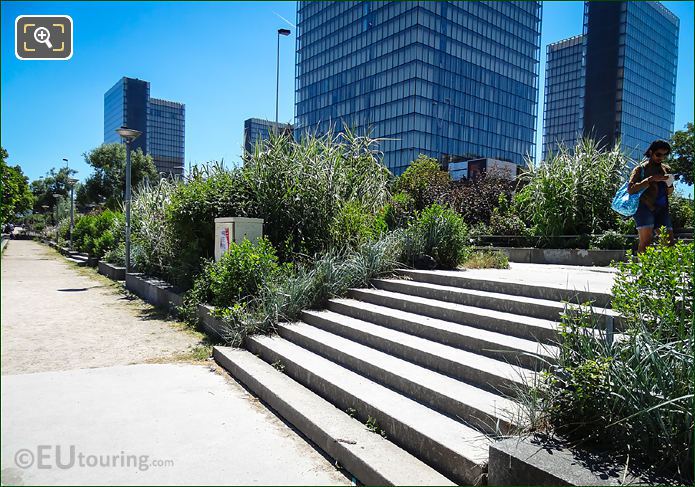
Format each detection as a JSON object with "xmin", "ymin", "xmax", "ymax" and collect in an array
[
  {"xmin": 277, "ymin": 321, "xmax": 522, "ymax": 435},
  {"xmin": 398, "ymin": 269, "xmax": 613, "ymax": 308},
  {"xmin": 65, "ymin": 257, "xmax": 87, "ymax": 266},
  {"xmin": 327, "ymin": 298, "xmax": 558, "ymax": 370},
  {"xmin": 245, "ymin": 335, "xmax": 490, "ymax": 485},
  {"xmin": 348, "ymin": 287, "xmax": 561, "ymax": 344},
  {"xmin": 213, "ymin": 347, "xmax": 455, "ymax": 486},
  {"xmin": 372, "ymin": 279, "xmax": 624, "ymax": 330},
  {"xmin": 301, "ymin": 309, "xmax": 533, "ymax": 396}
]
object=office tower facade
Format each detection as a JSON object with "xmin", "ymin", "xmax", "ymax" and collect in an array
[
  {"xmin": 243, "ymin": 118, "xmax": 294, "ymax": 153},
  {"xmin": 103, "ymin": 77, "xmax": 186, "ymax": 175},
  {"xmin": 542, "ymin": 36, "xmax": 584, "ymax": 160},
  {"xmin": 147, "ymin": 99, "xmax": 186, "ymax": 174},
  {"xmin": 543, "ymin": 2, "xmax": 678, "ymax": 159},
  {"xmin": 295, "ymin": 1, "xmax": 542, "ymax": 175},
  {"xmin": 103, "ymin": 77, "xmax": 149, "ymax": 154}
]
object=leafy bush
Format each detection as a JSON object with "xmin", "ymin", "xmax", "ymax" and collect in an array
[
  {"xmin": 463, "ymin": 250, "xmax": 509, "ymax": 269},
  {"xmin": 381, "ymin": 192, "xmax": 416, "ymax": 230},
  {"xmin": 56, "ymin": 217, "xmax": 71, "ymax": 245},
  {"xmin": 243, "ymin": 128, "xmax": 391, "ymax": 261},
  {"xmin": 589, "ymin": 230, "xmax": 627, "ymax": 250},
  {"xmin": 670, "ymin": 194, "xmax": 694, "ymax": 230},
  {"xmin": 72, "ymin": 209, "xmax": 124, "ymax": 259},
  {"xmin": 445, "ymin": 170, "xmax": 517, "ymax": 226},
  {"xmin": 166, "ymin": 163, "xmax": 254, "ymax": 286},
  {"xmin": 612, "ymin": 236, "xmax": 693, "ymax": 341},
  {"xmin": 329, "ymin": 201, "xmax": 385, "ymax": 251},
  {"xmin": 516, "ymin": 138, "xmax": 625, "ymax": 237},
  {"xmin": 403, "ymin": 204, "xmax": 469, "ymax": 269},
  {"xmin": 394, "ymin": 155, "xmax": 450, "ymax": 211},
  {"xmin": 103, "ymin": 243, "xmax": 125, "ymax": 266}
]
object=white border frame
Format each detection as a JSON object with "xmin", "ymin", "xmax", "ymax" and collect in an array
[{"xmin": 15, "ymin": 15, "xmax": 74, "ymax": 61}]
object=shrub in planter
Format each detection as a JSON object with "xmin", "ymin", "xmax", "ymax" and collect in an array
[
  {"xmin": 589, "ymin": 230, "xmax": 628, "ymax": 250},
  {"xmin": 394, "ymin": 155, "xmax": 450, "ymax": 211},
  {"xmin": 403, "ymin": 204, "xmax": 469, "ymax": 269},
  {"xmin": 72, "ymin": 209, "xmax": 124, "ymax": 259},
  {"xmin": 445, "ymin": 170, "xmax": 516, "ymax": 226}
]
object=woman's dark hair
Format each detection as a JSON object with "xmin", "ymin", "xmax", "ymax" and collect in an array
[{"xmin": 644, "ymin": 140, "xmax": 671, "ymax": 157}]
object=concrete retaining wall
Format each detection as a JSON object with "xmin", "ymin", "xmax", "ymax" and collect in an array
[
  {"xmin": 196, "ymin": 304, "xmax": 227, "ymax": 342},
  {"xmin": 480, "ymin": 247, "xmax": 628, "ymax": 267},
  {"xmin": 488, "ymin": 436, "xmax": 655, "ymax": 486},
  {"xmin": 125, "ymin": 273, "xmax": 182, "ymax": 315},
  {"xmin": 98, "ymin": 261, "xmax": 126, "ymax": 281}
]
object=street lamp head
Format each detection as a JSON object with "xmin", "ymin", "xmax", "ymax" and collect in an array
[
  {"xmin": 278, "ymin": 28, "xmax": 291, "ymax": 36},
  {"xmin": 67, "ymin": 178, "xmax": 79, "ymax": 186},
  {"xmin": 62, "ymin": 158, "xmax": 68, "ymax": 162},
  {"xmin": 116, "ymin": 126, "xmax": 142, "ymax": 142}
]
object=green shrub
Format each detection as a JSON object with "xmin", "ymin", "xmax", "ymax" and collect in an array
[
  {"xmin": 670, "ymin": 194, "xmax": 694, "ymax": 229},
  {"xmin": 445, "ymin": 171, "xmax": 517, "ymax": 226},
  {"xmin": 463, "ymin": 250, "xmax": 509, "ymax": 269},
  {"xmin": 166, "ymin": 164, "xmax": 253, "ymax": 286},
  {"xmin": 404, "ymin": 204, "xmax": 469, "ymax": 269},
  {"xmin": 612, "ymin": 235, "xmax": 693, "ymax": 341},
  {"xmin": 394, "ymin": 155, "xmax": 450, "ymax": 211},
  {"xmin": 614, "ymin": 215, "xmax": 637, "ymax": 235},
  {"xmin": 56, "ymin": 217, "xmax": 71, "ymax": 245},
  {"xmin": 516, "ymin": 138, "xmax": 625, "ymax": 237},
  {"xmin": 589, "ymin": 230, "xmax": 627, "ymax": 250},
  {"xmin": 103, "ymin": 243, "xmax": 125, "ymax": 266},
  {"xmin": 381, "ymin": 192, "xmax": 416, "ymax": 230},
  {"xmin": 72, "ymin": 209, "xmax": 124, "ymax": 259},
  {"xmin": 329, "ymin": 201, "xmax": 385, "ymax": 251}
]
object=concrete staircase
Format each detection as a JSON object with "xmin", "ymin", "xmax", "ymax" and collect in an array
[{"xmin": 214, "ymin": 268, "xmax": 617, "ymax": 485}]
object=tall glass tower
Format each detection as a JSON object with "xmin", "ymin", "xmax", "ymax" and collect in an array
[
  {"xmin": 543, "ymin": 2, "xmax": 678, "ymax": 159},
  {"xmin": 103, "ymin": 77, "xmax": 186, "ymax": 176},
  {"xmin": 542, "ymin": 35, "xmax": 584, "ymax": 160},
  {"xmin": 295, "ymin": 1, "xmax": 542, "ymax": 175},
  {"xmin": 243, "ymin": 118, "xmax": 294, "ymax": 153}
]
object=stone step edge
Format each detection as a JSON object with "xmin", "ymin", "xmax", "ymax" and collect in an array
[{"xmin": 213, "ymin": 346, "xmax": 456, "ymax": 487}]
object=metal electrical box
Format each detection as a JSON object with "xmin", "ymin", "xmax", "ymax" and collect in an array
[{"xmin": 214, "ymin": 217, "xmax": 264, "ymax": 261}]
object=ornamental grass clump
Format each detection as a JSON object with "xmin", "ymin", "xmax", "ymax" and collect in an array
[
  {"xmin": 515, "ymin": 138, "xmax": 626, "ymax": 238},
  {"xmin": 242, "ymin": 127, "xmax": 391, "ymax": 261},
  {"xmin": 403, "ymin": 204, "xmax": 470, "ymax": 269}
]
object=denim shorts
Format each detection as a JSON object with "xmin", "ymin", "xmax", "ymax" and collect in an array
[{"xmin": 633, "ymin": 202, "xmax": 672, "ymax": 230}]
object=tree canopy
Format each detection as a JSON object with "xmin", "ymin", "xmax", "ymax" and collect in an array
[
  {"xmin": 30, "ymin": 165, "xmax": 77, "ymax": 214},
  {"xmin": 1, "ymin": 147, "xmax": 34, "ymax": 224},
  {"xmin": 77, "ymin": 143, "xmax": 158, "ymax": 210},
  {"xmin": 669, "ymin": 123, "xmax": 694, "ymax": 186}
]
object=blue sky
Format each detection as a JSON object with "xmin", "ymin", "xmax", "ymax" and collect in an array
[{"xmin": 2, "ymin": 1, "xmax": 693, "ymax": 194}]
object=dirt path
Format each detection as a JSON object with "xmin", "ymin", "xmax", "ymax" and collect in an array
[{"xmin": 1, "ymin": 240, "xmax": 203, "ymax": 375}]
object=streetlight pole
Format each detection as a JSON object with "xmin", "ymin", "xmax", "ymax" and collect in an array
[
  {"xmin": 116, "ymin": 127, "xmax": 142, "ymax": 274},
  {"xmin": 276, "ymin": 28, "xmax": 291, "ymax": 126},
  {"xmin": 67, "ymin": 177, "xmax": 78, "ymax": 249}
]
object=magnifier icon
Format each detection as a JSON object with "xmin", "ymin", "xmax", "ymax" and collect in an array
[{"xmin": 33, "ymin": 27, "xmax": 53, "ymax": 49}]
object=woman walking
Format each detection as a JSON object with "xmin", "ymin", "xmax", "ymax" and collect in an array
[{"xmin": 627, "ymin": 140, "xmax": 675, "ymax": 253}]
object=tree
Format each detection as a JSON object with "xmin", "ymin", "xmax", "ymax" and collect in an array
[
  {"xmin": 669, "ymin": 123, "xmax": 694, "ymax": 185},
  {"xmin": 77, "ymin": 143, "xmax": 158, "ymax": 209},
  {"xmin": 1, "ymin": 147, "xmax": 34, "ymax": 224},
  {"xmin": 30, "ymin": 166, "xmax": 77, "ymax": 213}
]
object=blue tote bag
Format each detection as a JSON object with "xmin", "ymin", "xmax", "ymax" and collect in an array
[{"xmin": 611, "ymin": 166, "xmax": 645, "ymax": 217}]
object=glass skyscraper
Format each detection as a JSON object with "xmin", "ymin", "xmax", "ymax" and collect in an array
[
  {"xmin": 103, "ymin": 77, "xmax": 186, "ymax": 175},
  {"xmin": 542, "ymin": 35, "xmax": 584, "ymax": 160},
  {"xmin": 243, "ymin": 118, "xmax": 294, "ymax": 153},
  {"xmin": 543, "ymin": 1, "xmax": 678, "ymax": 159},
  {"xmin": 148, "ymin": 98, "xmax": 186, "ymax": 175},
  {"xmin": 295, "ymin": 1, "xmax": 542, "ymax": 175}
]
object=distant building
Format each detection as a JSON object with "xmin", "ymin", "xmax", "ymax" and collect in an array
[
  {"xmin": 295, "ymin": 1, "xmax": 542, "ymax": 175},
  {"xmin": 148, "ymin": 98, "xmax": 185, "ymax": 175},
  {"xmin": 243, "ymin": 118, "xmax": 293, "ymax": 154},
  {"xmin": 542, "ymin": 36, "xmax": 584, "ymax": 160},
  {"xmin": 543, "ymin": 2, "xmax": 679, "ymax": 159},
  {"xmin": 103, "ymin": 77, "xmax": 186, "ymax": 176}
]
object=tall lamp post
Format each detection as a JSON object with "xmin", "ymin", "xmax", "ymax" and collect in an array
[
  {"xmin": 67, "ymin": 177, "xmax": 78, "ymax": 249},
  {"xmin": 116, "ymin": 126, "xmax": 142, "ymax": 273},
  {"xmin": 276, "ymin": 28, "xmax": 291, "ymax": 126}
]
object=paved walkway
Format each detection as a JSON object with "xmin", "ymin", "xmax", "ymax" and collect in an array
[{"xmin": 1, "ymin": 240, "xmax": 350, "ymax": 485}]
